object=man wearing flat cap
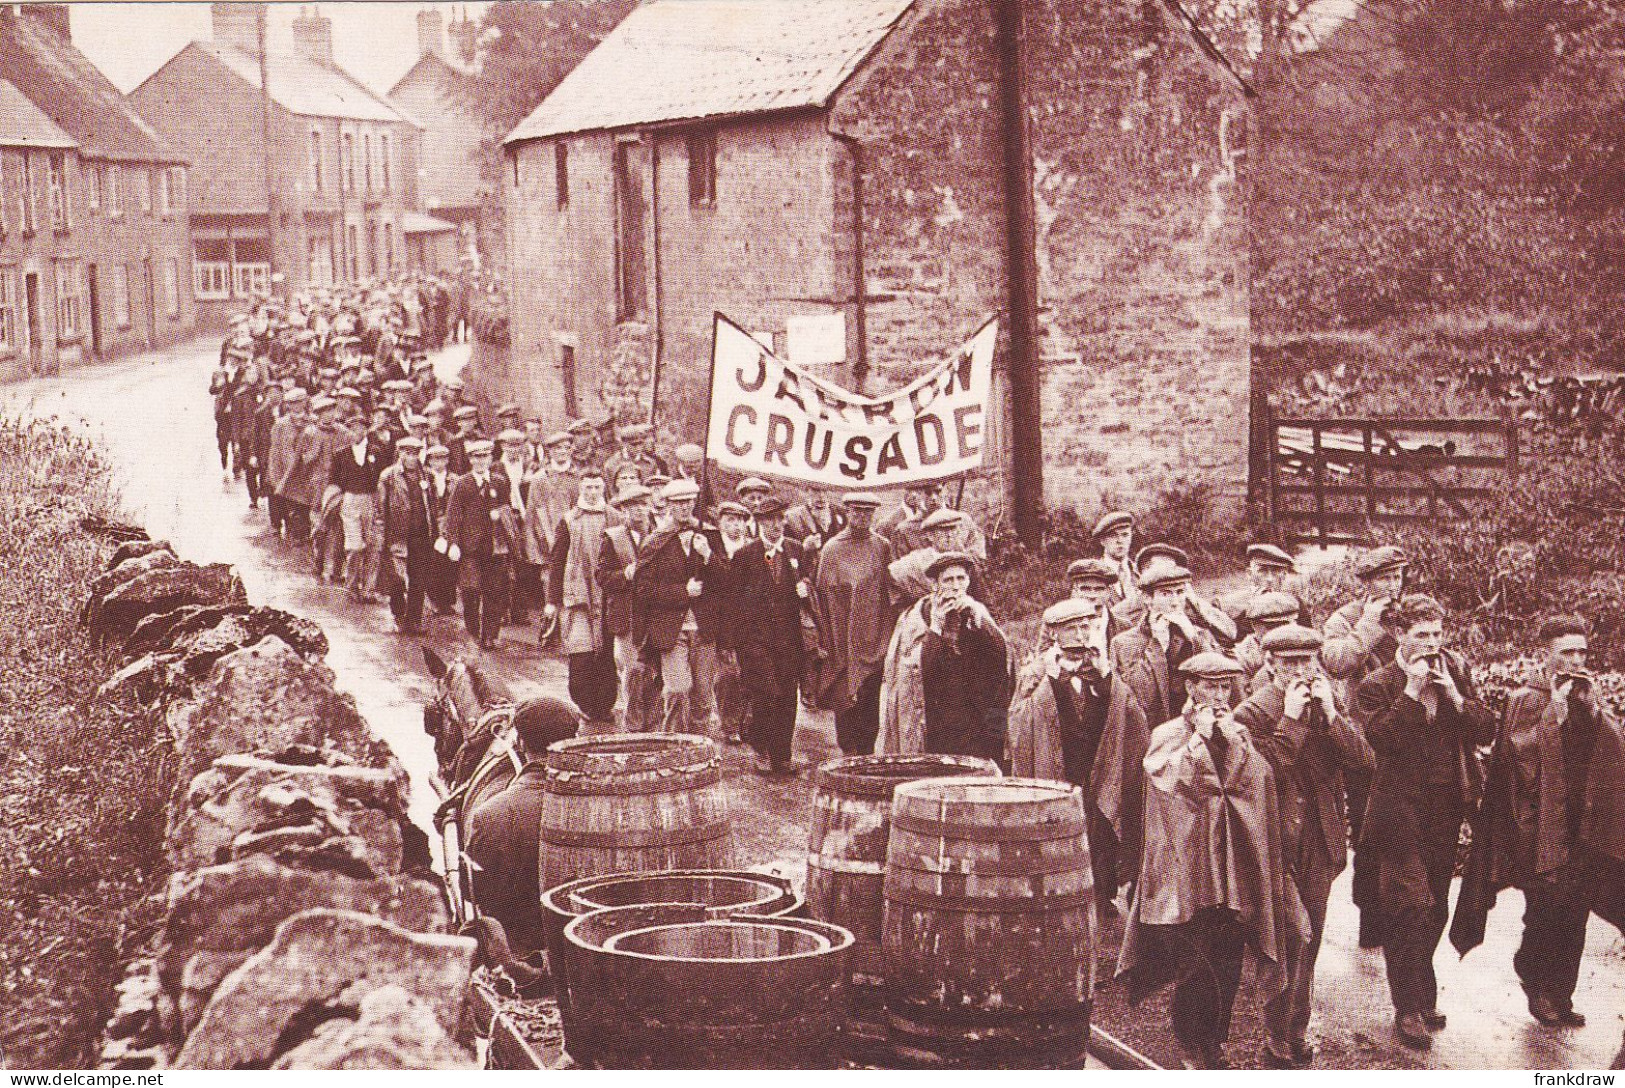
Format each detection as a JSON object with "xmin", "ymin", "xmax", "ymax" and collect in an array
[
  {"xmin": 811, "ymin": 493, "xmax": 896, "ymax": 755},
  {"xmin": 786, "ymin": 487, "xmax": 845, "ymax": 556},
  {"xmin": 1111, "ymin": 561, "xmax": 1230, "ymax": 728},
  {"xmin": 878, "ymin": 480, "xmax": 943, "ymax": 556},
  {"xmin": 1009, "ymin": 595, "xmax": 1149, "ymax": 922},
  {"xmin": 1123, "ymin": 543, "xmax": 1237, "ymax": 645},
  {"xmin": 1234, "ymin": 624, "xmax": 1373, "ymax": 1065},
  {"xmin": 1351, "ymin": 594, "xmax": 1495, "ymax": 1049},
  {"xmin": 379, "ymin": 436, "xmax": 441, "ymax": 635},
  {"xmin": 728, "ymin": 495, "xmax": 809, "ymax": 774},
  {"xmin": 1066, "ymin": 557, "xmax": 1128, "ymax": 653},
  {"xmin": 442, "ymin": 439, "xmax": 512, "ymax": 650},
  {"xmin": 1233, "ymin": 591, "xmax": 1307, "ymax": 692},
  {"xmin": 544, "ymin": 472, "xmax": 620, "ymax": 725},
  {"xmin": 523, "ymin": 430, "xmax": 581, "ymax": 612},
  {"xmin": 598, "ymin": 485, "xmax": 659, "ymax": 733},
  {"xmin": 1093, "ymin": 510, "xmax": 1137, "ymax": 607},
  {"xmin": 1118, "ymin": 652, "xmax": 1304, "ymax": 1070},
  {"xmin": 1454, "ymin": 613, "xmax": 1625, "ymax": 1032},
  {"xmin": 267, "ymin": 386, "xmax": 310, "ymax": 542},
  {"xmin": 604, "ymin": 422, "xmax": 668, "ymax": 485},
  {"xmin": 446, "ymin": 405, "xmax": 482, "ymax": 476},
  {"xmin": 632, "ymin": 478, "xmax": 715, "ymax": 732},
  {"xmin": 878, "ymin": 551, "xmax": 1008, "ymax": 763},
  {"xmin": 1219, "ymin": 543, "xmax": 1298, "ymax": 638},
  {"xmin": 887, "ymin": 505, "xmax": 976, "ymax": 606}
]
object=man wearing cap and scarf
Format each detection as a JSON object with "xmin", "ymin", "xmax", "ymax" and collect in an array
[
  {"xmin": 446, "ymin": 405, "xmax": 482, "ymax": 476},
  {"xmin": 544, "ymin": 473, "xmax": 620, "ymax": 725},
  {"xmin": 1111, "ymin": 561, "xmax": 1229, "ymax": 728},
  {"xmin": 1219, "ymin": 544, "xmax": 1298, "ymax": 638},
  {"xmin": 1234, "ymin": 624, "xmax": 1373, "ymax": 1066},
  {"xmin": 379, "ymin": 436, "xmax": 441, "ymax": 635},
  {"xmin": 1122, "ymin": 543, "xmax": 1238, "ymax": 645},
  {"xmin": 244, "ymin": 374, "xmax": 280, "ymax": 514},
  {"xmin": 1352, "ymin": 594, "xmax": 1495, "ymax": 1049},
  {"xmin": 464, "ymin": 695, "xmax": 583, "ymax": 956},
  {"xmin": 877, "ymin": 552, "xmax": 1008, "ymax": 762},
  {"xmin": 309, "ymin": 396, "xmax": 351, "ymax": 583},
  {"xmin": 598, "ymin": 485, "xmax": 659, "ymax": 733},
  {"xmin": 422, "ymin": 444, "xmax": 458, "ymax": 616},
  {"xmin": 1323, "ymin": 543, "xmax": 1408, "ymax": 946},
  {"xmin": 1118, "ymin": 652, "xmax": 1304, "ymax": 1070},
  {"xmin": 268, "ymin": 386, "xmax": 309, "ymax": 541},
  {"xmin": 1009, "ymin": 595, "xmax": 1149, "ymax": 920},
  {"xmin": 811, "ymin": 493, "xmax": 895, "ymax": 755},
  {"xmin": 700, "ymin": 501, "xmax": 754, "ymax": 744},
  {"xmin": 633, "ymin": 478, "xmax": 713, "ymax": 732},
  {"xmin": 1453, "ymin": 613, "xmax": 1625, "ymax": 1032},
  {"xmin": 729, "ymin": 495, "xmax": 809, "ymax": 775},
  {"xmin": 442, "ymin": 439, "xmax": 512, "ymax": 650},
  {"xmin": 1233, "ymin": 592, "xmax": 1306, "ymax": 692},
  {"xmin": 327, "ymin": 415, "xmax": 389, "ymax": 600}
]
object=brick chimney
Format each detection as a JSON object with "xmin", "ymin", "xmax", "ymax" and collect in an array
[
  {"xmin": 21, "ymin": 3, "xmax": 71, "ymax": 40},
  {"xmin": 291, "ymin": 5, "xmax": 334, "ymax": 66},
  {"xmin": 211, "ymin": 2, "xmax": 265, "ymax": 58},
  {"xmin": 447, "ymin": 6, "xmax": 477, "ymax": 69},
  {"xmin": 417, "ymin": 7, "xmax": 444, "ymax": 60}
]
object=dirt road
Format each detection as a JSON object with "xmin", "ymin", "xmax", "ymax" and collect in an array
[{"xmin": 4, "ymin": 336, "xmax": 1620, "ymax": 1071}]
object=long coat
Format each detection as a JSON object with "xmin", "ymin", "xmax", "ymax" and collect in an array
[
  {"xmin": 730, "ymin": 538, "xmax": 807, "ymax": 660},
  {"xmin": 877, "ymin": 596, "xmax": 1008, "ymax": 761},
  {"xmin": 631, "ymin": 524, "xmax": 708, "ymax": 654},
  {"xmin": 1007, "ymin": 655, "xmax": 1149, "ymax": 891},
  {"xmin": 810, "ymin": 529, "xmax": 895, "ymax": 712},
  {"xmin": 596, "ymin": 524, "xmax": 643, "ymax": 641},
  {"xmin": 1117, "ymin": 712, "xmax": 1307, "ymax": 1005},
  {"xmin": 550, "ymin": 505, "xmax": 619, "ymax": 656}
]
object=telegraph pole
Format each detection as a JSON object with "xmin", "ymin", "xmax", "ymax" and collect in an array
[{"xmin": 257, "ymin": 3, "xmax": 278, "ymax": 289}]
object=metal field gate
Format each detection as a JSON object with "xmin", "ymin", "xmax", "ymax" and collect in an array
[{"xmin": 1265, "ymin": 412, "xmax": 1521, "ymax": 547}]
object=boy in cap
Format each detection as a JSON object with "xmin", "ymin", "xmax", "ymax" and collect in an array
[
  {"xmin": 810, "ymin": 493, "xmax": 895, "ymax": 755},
  {"xmin": 1093, "ymin": 510, "xmax": 1137, "ymax": 606},
  {"xmin": 1009, "ymin": 594, "xmax": 1149, "ymax": 921},
  {"xmin": 1110, "ymin": 561, "xmax": 1229, "ymax": 727},
  {"xmin": 730, "ymin": 495, "xmax": 809, "ymax": 774},
  {"xmin": 1352, "ymin": 595, "xmax": 1495, "ymax": 1048},
  {"xmin": 1234, "ymin": 624, "xmax": 1373, "ymax": 1065},
  {"xmin": 1118, "ymin": 651, "xmax": 1301, "ymax": 1070}
]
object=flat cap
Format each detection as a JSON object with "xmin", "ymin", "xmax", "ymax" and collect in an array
[
  {"xmin": 465, "ymin": 439, "xmax": 495, "ymax": 457},
  {"xmin": 404, "ymin": 414, "xmax": 429, "ymax": 431},
  {"xmin": 395, "ymin": 436, "xmax": 425, "ymax": 453},
  {"xmin": 425, "ymin": 444, "xmax": 450, "ymax": 459},
  {"xmin": 1067, "ymin": 558, "xmax": 1119, "ymax": 585},
  {"xmin": 495, "ymin": 403, "xmax": 522, "ymax": 419},
  {"xmin": 446, "ymin": 376, "xmax": 466, "ymax": 390},
  {"xmin": 566, "ymin": 418, "xmax": 591, "ymax": 434},
  {"xmin": 1136, "ymin": 543, "xmax": 1189, "ymax": 572},
  {"xmin": 282, "ymin": 387, "xmax": 308, "ymax": 402},
  {"xmin": 424, "ymin": 398, "xmax": 447, "ymax": 415},
  {"xmin": 544, "ymin": 430, "xmax": 573, "ymax": 447},
  {"xmin": 382, "ymin": 379, "xmax": 414, "ymax": 393},
  {"xmin": 1244, "ymin": 591, "xmax": 1303, "ymax": 625},
  {"xmin": 1138, "ymin": 560, "xmax": 1192, "ymax": 592},
  {"xmin": 618, "ymin": 423, "xmax": 653, "ymax": 441},
  {"xmin": 591, "ymin": 411, "xmax": 616, "ymax": 429},
  {"xmin": 674, "ymin": 443, "xmax": 705, "ymax": 466},
  {"xmin": 1260, "ymin": 623, "xmax": 1323, "ymax": 656},
  {"xmin": 714, "ymin": 500, "xmax": 751, "ymax": 520},
  {"xmin": 660, "ymin": 478, "xmax": 701, "ymax": 502},
  {"xmin": 1179, "ymin": 652, "xmax": 1244, "ymax": 680},
  {"xmin": 611, "ymin": 484, "xmax": 653, "ymax": 507},
  {"xmin": 736, "ymin": 476, "xmax": 772, "ymax": 496},
  {"xmin": 645, "ymin": 473, "xmax": 672, "ymax": 491},
  {"xmin": 755, "ymin": 496, "xmax": 789, "ymax": 519},
  {"xmin": 1092, "ymin": 510, "xmax": 1134, "ymax": 539},
  {"xmin": 1246, "ymin": 543, "xmax": 1295, "ymax": 571},
  {"xmin": 497, "ymin": 428, "xmax": 526, "ymax": 444},
  {"xmin": 452, "ymin": 405, "xmax": 480, "ymax": 420},
  {"xmin": 920, "ymin": 508, "xmax": 963, "ymax": 532},
  {"xmin": 925, "ymin": 550, "xmax": 977, "ymax": 580},
  {"xmin": 1355, "ymin": 545, "xmax": 1408, "ymax": 580},
  {"xmin": 512, "ymin": 695, "xmax": 582, "ymax": 752},
  {"xmin": 842, "ymin": 492, "xmax": 882, "ymax": 510},
  {"xmin": 309, "ymin": 395, "xmax": 337, "ymax": 411},
  {"xmin": 1539, "ymin": 613, "xmax": 1590, "ymax": 643},
  {"xmin": 1043, "ymin": 598, "xmax": 1098, "ymax": 627}
]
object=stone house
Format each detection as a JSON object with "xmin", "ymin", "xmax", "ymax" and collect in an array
[
  {"xmin": 130, "ymin": 3, "xmax": 427, "ymax": 327},
  {"xmin": 499, "ymin": 0, "xmax": 1251, "ymax": 519},
  {"xmin": 0, "ymin": 4, "xmax": 196, "ymax": 381}
]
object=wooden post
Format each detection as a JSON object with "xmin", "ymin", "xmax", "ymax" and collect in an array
[
  {"xmin": 1311, "ymin": 425, "xmax": 1326, "ymax": 548},
  {"xmin": 994, "ymin": 0, "xmax": 1044, "ymax": 546}
]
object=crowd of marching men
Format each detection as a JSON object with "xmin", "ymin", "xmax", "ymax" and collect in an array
[{"xmin": 208, "ymin": 286, "xmax": 1625, "ymax": 1070}]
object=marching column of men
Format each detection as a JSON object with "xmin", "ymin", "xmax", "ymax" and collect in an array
[{"xmin": 212, "ymin": 297, "xmax": 1625, "ymax": 1070}]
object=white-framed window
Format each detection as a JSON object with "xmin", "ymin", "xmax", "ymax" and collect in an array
[
  {"xmin": 111, "ymin": 262, "xmax": 130, "ymax": 328},
  {"xmin": 135, "ymin": 168, "xmax": 151, "ymax": 214},
  {"xmin": 363, "ymin": 132, "xmax": 374, "ymax": 192},
  {"xmin": 106, "ymin": 164, "xmax": 121, "ymax": 218},
  {"xmin": 87, "ymin": 161, "xmax": 101, "ymax": 214},
  {"xmin": 55, "ymin": 259, "xmax": 85, "ymax": 341},
  {"xmin": 170, "ymin": 166, "xmax": 186, "ymax": 213},
  {"xmin": 193, "ymin": 239, "xmax": 229, "ymax": 300},
  {"xmin": 341, "ymin": 132, "xmax": 355, "ymax": 193},
  {"xmin": 309, "ymin": 129, "xmax": 324, "ymax": 192},
  {"xmin": 157, "ymin": 168, "xmax": 172, "ymax": 216},
  {"xmin": 380, "ymin": 133, "xmax": 392, "ymax": 191},
  {"xmin": 47, "ymin": 153, "xmax": 67, "ymax": 231},
  {"xmin": 233, "ymin": 262, "xmax": 269, "ymax": 297},
  {"xmin": 0, "ymin": 268, "xmax": 18, "ymax": 353},
  {"xmin": 21, "ymin": 153, "xmax": 38, "ymax": 235},
  {"xmin": 162, "ymin": 258, "xmax": 179, "ymax": 318}
]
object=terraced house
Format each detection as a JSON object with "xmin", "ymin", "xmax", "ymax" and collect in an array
[
  {"xmin": 130, "ymin": 3, "xmax": 426, "ymax": 326},
  {"xmin": 0, "ymin": 3, "xmax": 195, "ymax": 380}
]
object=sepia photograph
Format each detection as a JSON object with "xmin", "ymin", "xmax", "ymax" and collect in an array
[{"xmin": 0, "ymin": 0, "xmax": 1621, "ymax": 1075}]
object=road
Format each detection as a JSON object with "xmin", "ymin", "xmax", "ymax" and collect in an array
[{"xmin": 3, "ymin": 334, "xmax": 1621, "ymax": 1071}]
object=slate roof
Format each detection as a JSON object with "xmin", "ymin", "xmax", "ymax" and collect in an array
[
  {"xmin": 0, "ymin": 9, "xmax": 182, "ymax": 162},
  {"xmin": 194, "ymin": 40, "xmax": 421, "ymax": 127},
  {"xmin": 0, "ymin": 78, "xmax": 75, "ymax": 149},
  {"xmin": 505, "ymin": 0, "xmax": 914, "ymax": 144}
]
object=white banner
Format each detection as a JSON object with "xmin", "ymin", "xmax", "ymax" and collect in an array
[{"xmin": 705, "ymin": 313, "xmax": 998, "ymax": 490}]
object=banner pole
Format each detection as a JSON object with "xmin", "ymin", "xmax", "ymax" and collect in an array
[{"xmin": 701, "ymin": 312, "xmax": 724, "ymax": 506}]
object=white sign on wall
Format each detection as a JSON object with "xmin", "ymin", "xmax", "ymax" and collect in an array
[{"xmin": 786, "ymin": 313, "xmax": 847, "ymax": 367}]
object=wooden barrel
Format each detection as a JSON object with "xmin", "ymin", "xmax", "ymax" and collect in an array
[
  {"xmin": 563, "ymin": 903, "xmax": 854, "ymax": 1069},
  {"xmin": 881, "ymin": 777, "xmax": 1095, "ymax": 1069},
  {"xmin": 539, "ymin": 733, "xmax": 731, "ymax": 894},
  {"xmin": 804, "ymin": 754, "xmax": 1000, "ymax": 1061},
  {"xmin": 540, "ymin": 870, "xmax": 801, "ymax": 1065}
]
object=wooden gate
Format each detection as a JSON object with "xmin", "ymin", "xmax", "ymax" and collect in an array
[{"xmin": 1266, "ymin": 411, "xmax": 1520, "ymax": 547}]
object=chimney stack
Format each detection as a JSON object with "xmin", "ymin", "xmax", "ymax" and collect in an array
[
  {"xmin": 21, "ymin": 3, "xmax": 71, "ymax": 40},
  {"xmin": 211, "ymin": 2, "xmax": 264, "ymax": 58},
  {"xmin": 291, "ymin": 4, "xmax": 334, "ymax": 67},
  {"xmin": 447, "ymin": 6, "xmax": 477, "ymax": 69},
  {"xmin": 417, "ymin": 7, "xmax": 444, "ymax": 60}
]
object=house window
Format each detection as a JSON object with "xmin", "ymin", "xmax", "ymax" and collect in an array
[
  {"xmin": 87, "ymin": 162, "xmax": 101, "ymax": 214},
  {"xmin": 170, "ymin": 167, "xmax": 186, "ymax": 212},
  {"xmin": 157, "ymin": 167, "xmax": 172, "ymax": 216},
  {"xmin": 346, "ymin": 223, "xmax": 360, "ymax": 279},
  {"xmin": 363, "ymin": 132, "xmax": 374, "ymax": 192},
  {"xmin": 134, "ymin": 168, "xmax": 151, "ymax": 214},
  {"xmin": 231, "ymin": 237, "xmax": 270, "ymax": 297},
  {"xmin": 55, "ymin": 260, "xmax": 85, "ymax": 341},
  {"xmin": 380, "ymin": 133, "xmax": 391, "ymax": 191},
  {"xmin": 613, "ymin": 141, "xmax": 650, "ymax": 320},
  {"xmin": 310, "ymin": 130, "xmax": 324, "ymax": 192},
  {"xmin": 341, "ymin": 132, "xmax": 355, "ymax": 193},
  {"xmin": 687, "ymin": 130, "xmax": 716, "ymax": 208},
  {"xmin": 0, "ymin": 268, "xmax": 18, "ymax": 353},
  {"xmin": 555, "ymin": 142, "xmax": 568, "ymax": 208},
  {"xmin": 20, "ymin": 153, "xmax": 37, "ymax": 235},
  {"xmin": 47, "ymin": 153, "xmax": 68, "ymax": 231},
  {"xmin": 193, "ymin": 240, "xmax": 230, "ymax": 299},
  {"xmin": 366, "ymin": 220, "xmax": 379, "ymax": 276},
  {"xmin": 111, "ymin": 263, "xmax": 130, "ymax": 327},
  {"xmin": 106, "ymin": 164, "xmax": 121, "ymax": 218},
  {"xmin": 163, "ymin": 259, "xmax": 179, "ymax": 318}
]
